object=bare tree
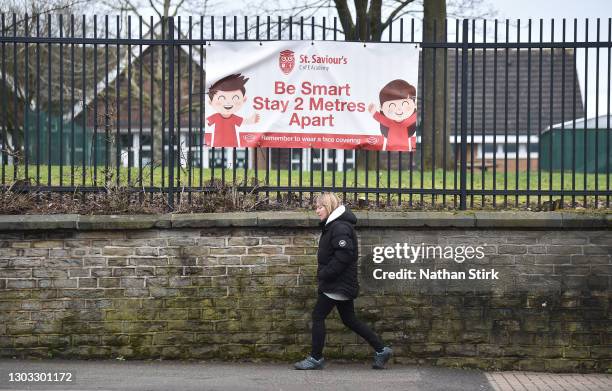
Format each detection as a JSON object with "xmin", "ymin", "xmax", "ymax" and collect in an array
[
  {"xmin": 251, "ymin": 0, "xmax": 493, "ymax": 37},
  {"xmin": 0, "ymin": 0, "xmax": 90, "ymax": 161},
  {"xmin": 422, "ymin": 0, "xmax": 449, "ymax": 170},
  {"xmin": 0, "ymin": 0, "xmax": 89, "ymax": 31},
  {"xmin": 99, "ymin": 0, "xmax": 224, "ymax": 31}
]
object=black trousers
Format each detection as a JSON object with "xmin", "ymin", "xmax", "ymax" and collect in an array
[{"xmin": 311, "ymin": 292, "xmax": 384, "ymax": 359}]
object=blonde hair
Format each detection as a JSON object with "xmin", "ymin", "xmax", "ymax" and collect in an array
[{"xmin": 315, "ymin": 192, "xmax": 342, "ymax": 216}]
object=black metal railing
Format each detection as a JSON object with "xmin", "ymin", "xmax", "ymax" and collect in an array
[{"xmin": 0, "ymin": 15, "xmax": 610, "ymax": 210}]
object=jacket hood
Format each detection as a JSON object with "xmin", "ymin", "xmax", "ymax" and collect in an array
[{"xmin": 321, "ymin": 205, "xmax": 357, "ymax": 227}]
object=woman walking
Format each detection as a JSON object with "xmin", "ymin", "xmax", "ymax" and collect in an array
[{"xmin": 294, "ymin": 192, "xmax": 392, "ymax": 370}]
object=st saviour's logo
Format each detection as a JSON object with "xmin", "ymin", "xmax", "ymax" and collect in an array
[{"xmin": 279, "ymin": 49, "xmax": 295, "ymax": 74}]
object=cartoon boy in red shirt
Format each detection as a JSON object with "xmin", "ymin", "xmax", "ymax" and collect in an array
[
  {"xmin": 368, "ymin": 79, "xmax": 417, "ymax": 152},
  {"xmin": 207, "ymin": 73, "xmax": 259, "ymax": 147}
]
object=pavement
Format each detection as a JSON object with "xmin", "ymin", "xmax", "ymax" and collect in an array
[{"xmin": 0, "ymin": 359, "xmax": 611, "ymax": 391}]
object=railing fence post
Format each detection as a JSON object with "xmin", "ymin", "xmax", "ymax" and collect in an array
[
  {"xmin": 460, "ymin": 19, "xmax": 469, "ymax": 210},
  {"xmin": 167, "ymin": 16, "xmax": 175, "ymax": 210}
]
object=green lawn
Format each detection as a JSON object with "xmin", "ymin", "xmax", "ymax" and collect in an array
[{"xmin": 2, "ymin": 164, "xmax": 610, "ymax": 208}]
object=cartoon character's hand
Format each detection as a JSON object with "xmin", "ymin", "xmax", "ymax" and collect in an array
[
  {"xmin": 246, "ymin": 113, "xmax": 260, "ymax": 125},
  {"xmin": 368, "ymin": 103, "xmax": 377, "ymax": 114}
]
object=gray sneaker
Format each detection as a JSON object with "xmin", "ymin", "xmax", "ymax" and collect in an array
[
  {"xmin": 372, "ymin": 346, "xmax": 393, "ymax": 369},
  {"xmin": 294, "ymin": 355, "xmax": 325, "ymax": 370}
]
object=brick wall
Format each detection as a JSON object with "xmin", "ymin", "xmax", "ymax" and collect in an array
[{"xmin": 0, "ymin": 212, "xmax": 610, "ymax": 373}]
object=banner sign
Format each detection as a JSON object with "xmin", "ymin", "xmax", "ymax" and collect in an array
[{"xmin": 204, "ymin": 41, "xmax": 419, "ymax": 151}]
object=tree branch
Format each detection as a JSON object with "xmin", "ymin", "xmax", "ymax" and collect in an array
[
  {"xmin": 144, "ymin": 0, "xmax": 163, "ymax": 20},
  {"xmin": 171, "ymin": 0, "xmax": 188, "ymax": 16},
  {"xmin": 333, "ymin": 0, "xmax": 354, "ymax": 38},
  {"xmin": 381, "ymin": 0, "xmax": 416, "ymax": 31}
]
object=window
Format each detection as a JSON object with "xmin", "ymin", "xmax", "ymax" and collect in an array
[
  {"xmin": 209, "ymin": 148, "xmax": 247, "ymax": 169},
  {"xmin": 343, "ymin": 150, "xmax": 355, "ymax": 170},
  {"xmin": 119, "ymin": 134, "xmax": 133, "ymax": 148},
  {"xmin": 140, "ymin": 148, "xmax": 152, "ymax": 166},
  {"xmin": 290, "ymin": 148, "xmax": 355, "ymax": 171},
  {"xmin": 119, "ymin": 134, "xmax": 134, "ymax": 167},
  {"xmin": 309, "ymin": 149, "xmax": 322, "ymax": 171},
  {"xmin": 479, "ymin": 142, "xmax": 502, "ymax": 159},
  {"xmin": 290, "ymin": 149, "xmax": 304, "ymax": 171},
  {"xmin": 528, "ymin": 142, "xmax": 539, "ymax": 154},
  {"xmin": 504, "ymin": 144, "xmax": 518, "ymax": 154},
  {"xmin": 480, "ymin": 142, "xmax": 539, "ymax": 159},
  {"xmin": 141, "ymin": 134, "xmax": 152, "ymax": 146},
  {"xmin": 483, "ymin": 143, "xmax": 496, "ymax": 154}
]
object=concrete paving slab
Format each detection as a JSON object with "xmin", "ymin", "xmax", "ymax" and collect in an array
[{"xmin": 0, "ymin": 359, "xmax": 610, "ymax": 391}]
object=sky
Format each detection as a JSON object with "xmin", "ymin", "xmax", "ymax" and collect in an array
[{"xmin": 493, "ymin": 0, "xmax": 609, "ymax": 21}]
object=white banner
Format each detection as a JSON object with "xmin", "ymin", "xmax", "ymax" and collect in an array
[{"xmin": 204, "ymin": 41, "xmax": 419, "ymax": 151}]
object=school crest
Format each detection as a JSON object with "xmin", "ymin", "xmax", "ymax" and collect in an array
[{"xmin": 279, "ymin": 50, "xmax": 295, "ymax": 74}]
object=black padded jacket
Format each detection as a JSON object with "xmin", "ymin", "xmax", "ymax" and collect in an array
[{"xmin": 317, "ymin": 205, "xmax": 359, "ymax": 299}]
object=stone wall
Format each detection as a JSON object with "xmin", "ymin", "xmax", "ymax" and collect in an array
[{"xmin": 0, "ymin": 212, "xmax": 610, "ymax": 373}]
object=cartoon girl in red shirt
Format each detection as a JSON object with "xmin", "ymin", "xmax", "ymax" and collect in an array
[{"xmin": 368, "ymin": 79, "xmax": 417, "ymax": 152}]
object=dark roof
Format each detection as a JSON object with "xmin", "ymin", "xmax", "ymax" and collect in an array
[
  {"xmin": 440, "ymin": 48, "xmax": 584, "ymax": 135},
  {"xmin": 2, "ymin": 45, "xmax": 118, "ymax": 112}
]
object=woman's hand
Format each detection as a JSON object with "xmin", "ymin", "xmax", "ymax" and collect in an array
[{"xmin": 368, "ymin": 103, "xmax": 377, "ymax": 114}]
